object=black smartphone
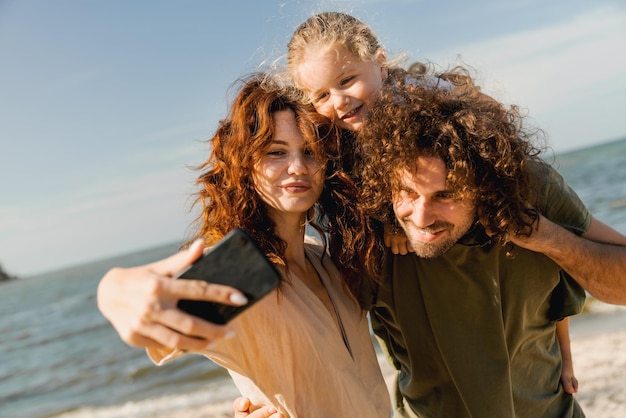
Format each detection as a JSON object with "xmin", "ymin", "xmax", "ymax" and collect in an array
[{"xmin": 176, "ymin": 228, "xmax": 281, "ymax": 325}]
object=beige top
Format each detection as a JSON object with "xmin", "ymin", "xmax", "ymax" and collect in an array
[{"xmin": 149, "ymin": 236, "xmax": 391, "ymax": 417}]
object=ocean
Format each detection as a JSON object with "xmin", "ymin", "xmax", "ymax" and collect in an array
[{"xmin": 2, "ymin": 137, "xmax": 626, "ymax": 418}]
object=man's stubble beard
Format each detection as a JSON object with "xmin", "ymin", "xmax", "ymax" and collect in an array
[{"xmin": 401, "ymin": 219, "xmax": 473, "ymax": 258}]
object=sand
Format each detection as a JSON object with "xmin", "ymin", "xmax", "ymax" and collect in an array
[{"xmin": 58, "ymin": 301, "xmax": 626, "ymax": 418}]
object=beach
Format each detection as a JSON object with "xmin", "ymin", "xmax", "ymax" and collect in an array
[{"xmin": 56, "ymin": 300, "xmax": 626, "ymax": 418}]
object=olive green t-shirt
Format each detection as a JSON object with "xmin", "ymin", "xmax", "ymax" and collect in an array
[{"xmin": 365, "ymin": 163, "xmax": 590, "ymax": 418}]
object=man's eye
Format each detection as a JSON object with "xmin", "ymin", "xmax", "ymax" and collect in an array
[{"xmin": 436, "ymin": 192, "xmax": 455, "ymax": 201}]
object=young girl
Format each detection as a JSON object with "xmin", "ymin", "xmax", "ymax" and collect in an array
[
  {"xmin": 97, "ymin": 73, "xmax": 391, "ymax": 417},
  {"xmin": 285, "ymin": 11, "xmax": 579, "ymax": 394}
]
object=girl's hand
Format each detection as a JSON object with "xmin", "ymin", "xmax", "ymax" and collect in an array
[{"xmin": 384, "ymin": 222, "xmax": 414, "ymax": 255}]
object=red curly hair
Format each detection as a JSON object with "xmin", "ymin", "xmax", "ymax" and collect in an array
[{"xmin": 187, "ymin": 73, "xmax": 373, "ymax": 294}]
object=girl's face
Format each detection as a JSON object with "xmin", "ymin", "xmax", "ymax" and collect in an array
[
  {"xmin": 252, "ymin": 109, "xmax": 324, "ymax": 223},
  {"xmin": 295, "ymin": 44, "xmax": 385, "ymax": 132}
]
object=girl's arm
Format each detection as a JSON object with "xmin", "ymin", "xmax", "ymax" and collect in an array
[{"xmin": 556, "ymin": 318, "xmax": 578, "ymax": 394}]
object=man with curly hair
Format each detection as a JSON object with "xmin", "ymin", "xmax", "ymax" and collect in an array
[{"xmin": 357, "ymin": 77, "xmax": 626, "ymax": 418}]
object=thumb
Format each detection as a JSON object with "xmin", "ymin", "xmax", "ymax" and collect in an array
[{"xmin": 149, "ymin": 239, "xmax": 205, "ymax": 278}]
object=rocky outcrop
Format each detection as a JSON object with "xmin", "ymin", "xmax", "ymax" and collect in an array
[{"xmin": 0, "ymin": 264, "xmax": 16, "ymax": 282}]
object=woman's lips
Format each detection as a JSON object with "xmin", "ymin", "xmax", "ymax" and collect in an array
[{"xmin": 283, "ymin": 183, "xmax": 311, "ymax": 193}]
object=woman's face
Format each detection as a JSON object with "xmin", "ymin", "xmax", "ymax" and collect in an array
[
  {"xmin": 295, "ymin": 44, "xmax": 385, "ymax": 132},
  {"xmin": 252, "ymin": 109, "xmax": 324, "ymax": 222}
]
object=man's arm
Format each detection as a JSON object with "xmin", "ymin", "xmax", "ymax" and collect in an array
[{"xmin": 512, "ymin": 215, "xmax": 626, "ymax": 304}]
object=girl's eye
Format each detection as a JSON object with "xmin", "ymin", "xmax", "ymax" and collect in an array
[
  {"xmin": 314, "ymin": 92, "xmax": 329, "ymax": 103},
  {"xmin": 340, "ymin": 75, "xmax": 356, "ymax": 86}
]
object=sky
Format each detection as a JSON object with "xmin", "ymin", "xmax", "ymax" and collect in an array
[{"xmin": 1, "ymin": 0, "xmax": 625, "ymax": 277}]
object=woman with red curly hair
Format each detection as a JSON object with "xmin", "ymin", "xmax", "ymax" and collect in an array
[{"xmin": 97, "ymin": 74, "xmax": 390, "ymax": 417}]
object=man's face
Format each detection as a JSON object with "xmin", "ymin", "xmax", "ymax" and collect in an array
[{"xmin": 393, "ymin": 156, "xmax": 476, "ymax": 258}]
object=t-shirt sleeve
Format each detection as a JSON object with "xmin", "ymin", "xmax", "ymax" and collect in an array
[
  {"xmin": 532, "ymin": 161, "xmax": 589, "ymax": 320},
  {"xmin": 532, "ymin": 160, "xmax": 592, "ymax": 235},
  {"xmin": 548, "ymin": 272, "xmax": 587, "ymax": 321}
]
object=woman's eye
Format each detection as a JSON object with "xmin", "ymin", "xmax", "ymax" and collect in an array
[{"xmin": 267, "ymin": 150, "xmax": 285, "ymax": 156}]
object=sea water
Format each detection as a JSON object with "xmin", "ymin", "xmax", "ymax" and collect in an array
[
  {"xmin": 0, "ymin": 243, "xmax": 232, "ymax": 418},
  {"xmin": 1, "ymin": 137, "xmax": 625, "ymax": 417}
]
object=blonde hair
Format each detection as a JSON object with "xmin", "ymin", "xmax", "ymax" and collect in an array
[{"xmin": 287, "ymin": 12, "xmax": 385, "ymax": 90}]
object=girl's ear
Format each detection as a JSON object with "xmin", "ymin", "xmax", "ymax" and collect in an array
[
  {"xmin": 375, "ymin": 50, "xmax": 387, "ymax": 65},
  {"xmin": 381, "ymin": 65, "xmax": 389, "ymax": 81},
  {"xmin": 375, "ymin": 50, "xmax": 388, "ymax": 80}
]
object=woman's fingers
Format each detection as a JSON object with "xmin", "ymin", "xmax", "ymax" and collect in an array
[
  {"xmin": 160, "ymin": 276, "xmax": 248, "ymax": 306},
  {"xmin": 97, "ymin": 240, "xmax": 248, "ymax": 350}
]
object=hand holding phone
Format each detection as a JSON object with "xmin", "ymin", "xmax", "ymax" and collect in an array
[{"xmin": 176, "ymin": 229, "xmax": 281, "ymax": 325}]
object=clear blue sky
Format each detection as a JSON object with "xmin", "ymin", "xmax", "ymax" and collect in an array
[{"xmin": 1, "ymin": 0, "xmax": 625, "ymax": 276}]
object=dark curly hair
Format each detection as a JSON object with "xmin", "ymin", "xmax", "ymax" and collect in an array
[
  {"xmin": 186, "ymin": 73, "xmax": 371, "ymax": 294},
  {"xmin": 358, "ymin": 65, "xmax": 546, "ymax": 261}
]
